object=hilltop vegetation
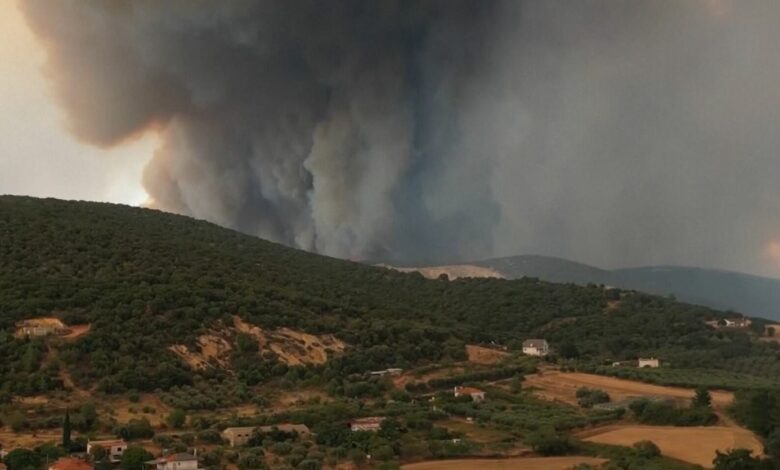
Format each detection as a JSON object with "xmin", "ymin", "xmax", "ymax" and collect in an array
[{"xmin": 1, "ymin": 195, "xmax": 779, "ymax": 397}]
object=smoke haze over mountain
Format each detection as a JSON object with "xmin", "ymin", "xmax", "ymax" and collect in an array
[{"xmin": 19, "ymin": 1, "xmax": 780, "ymax": 275}]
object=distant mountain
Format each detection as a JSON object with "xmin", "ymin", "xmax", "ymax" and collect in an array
[{"xmin": 473, "ymin": 256, "xmax": 780, "ymax": 320}]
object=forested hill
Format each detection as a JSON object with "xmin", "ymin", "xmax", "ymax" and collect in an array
[
  {"xmin": 0, "ymin": 196, "xmax": 769, "ymax": 396},
  {"xmin": 474, "ymin": 255, "xmax": 780, "ymax": 320}
]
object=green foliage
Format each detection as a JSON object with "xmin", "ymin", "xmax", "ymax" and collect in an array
[
  {"xmin": 4, "ymin": 448, "xmax": 41, "ymax": 470},
  {"xmin": 120, "ymin": 446, "xmax": 154, "ymax": 470},
  {"xmin": 629, "ymin": 399, "xmax": 716, "ymax": 426},
  {"xmin": 712, "ymin": 449, "xmax": 771, "ymax": 470},
  {"xmin": 576, "ymin": 387, "xmax": 610, "ymax": 408},
  {"xmin": 633, "ymin": 441, "xmax": 661, "ymax": 459},
  {"xmin": 692, "ymin": 387, "xmax": 712, "ymax": 408},
  {"xmin": 115, "ymin": 418, "xmax": 155, "ymax": 440},
  {"xmin": 62, "ymin": 409, "xmax": 72, "ymax": 449},
  {"xmin": 166, "ymin": 409, "xmax": 187, "ymax": 429},
  {"xmin": 525, "ymin": 426, "xmax": 572, "ymax": 455}
]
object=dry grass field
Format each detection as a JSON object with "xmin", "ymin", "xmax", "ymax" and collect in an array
[
  {"xmin": 580, "ymin": 425, "xmax": 762, "ymax": 468},
  {"xmin": 524, "ymin": 371, "xmax": 734, "ymax": 408},
  {"xmin": 466, "ymin": 345, "xmax": 509, "ymax": 365},
  {"xmin": 402, "ymin": 456, "xmax": 608, "ymax": 469}
]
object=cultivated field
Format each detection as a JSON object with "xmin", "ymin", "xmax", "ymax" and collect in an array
[
  {"xmin": 524, "ymin": 371, "xmax": 734, "ymax": 408},
  {"xmin": 580, "ymin": 425, "xmax": 762, "ymax": 468},
  {"xmin": 402, "ymin": 456, "xmax": 608, "ymax": 469}
]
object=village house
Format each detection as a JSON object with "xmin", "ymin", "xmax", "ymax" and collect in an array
[
  {"xmin": 49, "ymin": 458, "xmax": 93, "ymax": 470},
  {"xmin": 350, "ymin": 417, "xmax": 385, "ymax": 432},
  {"xmin": 522, "ymin": 339, "xmax": 549, "ymax": 356},
  {"xmin": 221, "ymin": 427, "xmax": 256, "ymax": 447},
  {"xmin": 145, "ymin": 453, "xmax": 203, "ymax": 470},
  {"xmin": 369, "ymin": 368, "xmax": 403, "ymax": 377},
  {"xmin": 454, "ymin": 386, "xmax": 485, "ymax": 402},
  {"xmin": 87, "ymin": 439, "xmax": 127, "ymax": 463},
  {"xmin": 638, "ymin": 357, "xmax": 660, "ymax": 368}
]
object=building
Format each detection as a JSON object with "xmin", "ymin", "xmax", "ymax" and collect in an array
[
  {"xmin": 350, "ymin": 417, "xmax": 385, "ymax": 432},
  {"xmin": 49, "ymin": 458, "xmax": 93, "ymax": 470},
  {"xmin": 522, "ymin": 339, "xmax": 549, "ymax": 356},
  {"xmin": 222, "ymin": 427, "xmax": 256, "ymax": 447},
  {"xmin": 145, "ymin": 453, "xmax": 203, "ymax": 470},
  {"xmin": 453, "ymin": 386, "xmax": 486, "ymax": 402},
  {"xmin": 87, "ymin": 439, "xmax": 127, "ymax": 463},
  {"xmin": 369, "ymin": 368, "xmax": 403, "ymax": 377},
  {"xmin": 638, "ymin": 357, "xmax": 660, "ymax": 368}
]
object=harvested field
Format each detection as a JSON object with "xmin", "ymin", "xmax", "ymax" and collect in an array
[
  {"xmin": 466, "ymin": 345, "xmax": 509, "ymax": 365},
  {"xmin": 525, "ymin": 371, "xmax": 734, "ymax": 409},
  {"xmin": 402, "ymin": 456, "xmax": 608, "ymax": 469},
  {"xmin": 581, "ymin": 425, "xmax": 762, "ymax": 468}
]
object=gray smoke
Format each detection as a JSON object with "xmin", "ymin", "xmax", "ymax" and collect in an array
[{"xmin": 20, "ymin": 1, "xmax": 780, "ymax": 274}]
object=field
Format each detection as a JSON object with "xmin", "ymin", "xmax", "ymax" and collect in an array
[
  {"xmin": 524, "ymin": 371, "xmax": 734, "ymax": 408},
  {"xmin": 580, "ymin": 425, "xmax": 762, "ymax": 468},
  {"xmin": 466, "ymin": 345, "xmax": 510, "ymax": 365},
  {"xmin": 402, "ymin": 456, "xmax": 608, "ymax": 469},
  {"xmin": 592, "ymin": 366, "xmax": 780, "ymax": 390}
]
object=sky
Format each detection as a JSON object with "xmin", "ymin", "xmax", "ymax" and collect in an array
[
  {"xmin": 3, "ymin": 0, "xmax": 780, "ymax": 278},
  {"xmin": 0, "ymin": 0, "xmax": 152, "ymax": 206}
]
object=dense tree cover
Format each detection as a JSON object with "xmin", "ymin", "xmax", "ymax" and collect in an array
[
  {"xmin": 731, "ymin": 388, "xmax": 780, "ymax": 463},
  {"xmin": 628, "ymin": 398, "xmax": 716, "ymax": 426},
  {"xmin": 1, "ymin": 196, "xmax": 778, "ymax": 397}
]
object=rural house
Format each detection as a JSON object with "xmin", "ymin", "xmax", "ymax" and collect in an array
[
  {"xmin": 222, "ymin": 427, "xmax": 256, "ymax": 447},
  {"xmin": 522, "ymin": 339, "xmax": 549, "ymax": 356},
  {"xmin": 145, "ymin": 453, "xmax": 203, "ymax": 470},
  {"xmin": 454, "ymin": 386, "xmax": 485, "ymax": 402},
  {"xmin": 638, "ymin": 357, "xmax": 660, "ymax": 368},
  {"xmin": 87, "ymin": 439, "xmax": 127, "ymax": 463},
  {"xmin": 369, "ymin": 368, "xmax": 403, "ymax": 377},
  {"xmin": 49, "ymin": 458, "xmax": 93, "ymax": 470},
  {"xmin": 350, "ymin": 417, "xmax": 385, "ymax": 432}
]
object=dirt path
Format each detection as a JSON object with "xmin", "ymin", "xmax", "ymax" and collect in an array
[
  {"xmin": 402, "ymin": 456, "xmax": 608, "ymax": 469},
  {"xmin": 61, "ymin": 323, "xmax": 91, "ymax": 340}
]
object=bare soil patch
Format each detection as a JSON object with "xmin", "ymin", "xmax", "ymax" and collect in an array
[
  {"xmin": 466, "ymin": 345, "xmax": 509, "ymax": 365},
  {"xmin": 581, "ymin": 425, "xmax": 762, "ymax": 468},
  {"xmin": 61, "ymin": 323, "xmax": 91, "ymax": 340},
  {"xmin": 402, "ymin": 456, "xmax": 608, "ymax": 470},
  {"xmin": 233, "ymin": 317, "xmax": 345, "ymax": 366},
  {"xmin": 524, "ymin": 371, "xmax": 734, "ymax": 409},
  {"xmin": 106, "ymin": 393, "xmax": 171, "ymax": 427},
  {"xmin": 386, "ymin": 264, "xmax": 505, "ymax": 280}
]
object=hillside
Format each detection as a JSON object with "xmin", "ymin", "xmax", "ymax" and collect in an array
[
  {"xmin": 1, "ymin": 196, "xmax": 778, "ymax": 397},
  {"xmin": 469, "ymin": 256, "xmax": 780, "ymax": 320},
  {"xmin": 3, "ymin": 197, "xmax": 780, "ymax": 469}
]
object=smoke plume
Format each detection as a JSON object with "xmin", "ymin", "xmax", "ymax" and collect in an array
[{"xmin": 20, "ymin": 1, "xmax": 780, "ymax": 274}]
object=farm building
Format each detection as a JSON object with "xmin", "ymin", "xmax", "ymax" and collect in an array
[
  {"xmin": 49, "ymin": 457, "xmax": 93, "ymax": 470},
  {"xmin": 146, "ymin": 453, "xmax": 203, "ymax": 470},
  {"xmin": 369, "ymin": 368, "xmax": 403, "ymax": 377},
  {"xmin": 350, "ymin": 417, "xmax": 385, "ymax": 432},
  {"xmin": 638, "ymin": 358, "xmax": 660, "ymax": 368},
  {"xmin": 222, "ymin": 427, "xmax": 256, "ymax": 447},
  {"xmin": 454, "ymin": 386, "xmax": 486, "ymax": 402},
  {"xmin": 522, "ymin": 339, "xmax": 549, "ymax": 356},
  {"xmin": 87, "ymin": 439, "xmax": 127, "ymax": 463}
]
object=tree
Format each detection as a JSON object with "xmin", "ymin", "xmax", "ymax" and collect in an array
[
  {"xmin": 166, "ymin": 409, "xmax": 187, "ymax": 429},
  {"xmin": 633, "ymin": 440, "xmax": 661, "ymax": 459},
  {"xmin": 120, "ymin": 446, "xmax": 153, "ymax": 470},
  {"xmin": 4, "ymin": 448, "xmax": 41, "ymax": 470},
  {"xmin": 559, "ymin": 342, "xmax": 580, "ymax": 359},
  {"xmin": 764, "ymin": 429, "xmax": 780, "ymax": 459},
  {"xmin": 525, "ymin": 427, "xmax": 571, "ymax": 456},
  {"xmin": 62, "ymin": 408, "xmax": 72, "ymax": 449},
  {"xmin": 693, "ymin": 388, "xmax": 712, "ymax": 408},
  {"xmin": 713, "ymin": 449, "xmax": 770, "ymax": 470}
]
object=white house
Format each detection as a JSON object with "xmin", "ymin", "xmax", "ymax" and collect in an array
[
  {"xmin": 87, "ymin": 440, "xmax": 127, "ymax": 463},
  {"xmin": 350, "ymin": 417, "xmax": 385, "ymax": 432},
  {"xmin": 638, "ymin": 357, "xmax": 660, "ymax": 368},
  {"xmin": 522, "ymin": 339, "xmax": 549, "ymax": 356},
  {"xmin": 453, "ymin": 386, "xmax": 485, "ymax": 402},
  {"xmin": 145, "ymin": 453, "xmax": 203, "ymax": 470}
]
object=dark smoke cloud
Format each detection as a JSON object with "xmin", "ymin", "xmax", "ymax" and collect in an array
[{"xmin": 20, "ymin": 1, "xmax": 780, "ymax": 274}]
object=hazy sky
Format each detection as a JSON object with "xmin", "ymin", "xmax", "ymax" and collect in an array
[
  {"xmin": 0, "ymin": 0, "xmax": 152, "ymax": 206},
  {"xmin": 4, "ymin": 1, "xmax": 780, "ymax": 278}
]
